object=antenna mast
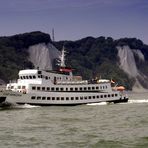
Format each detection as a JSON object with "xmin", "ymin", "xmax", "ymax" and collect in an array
[{"xmin": 52, "ymin": 28, "xmax": 55, "ymax": 42}]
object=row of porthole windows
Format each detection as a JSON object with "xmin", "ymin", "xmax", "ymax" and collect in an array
[
  {"xmin": 32, "ymin": 85, "xmax": 108, "ymax": 91},
  {"xmin": 19, "ymin": 75, "xmax": 51, "ymax": 80},
  {"xmin": 31, "ymin": 94, "xmax": 118, "ymax": 100},
  {"xmin": 19, "ymin": 75, "xmax": 68, "ymax": 81}
]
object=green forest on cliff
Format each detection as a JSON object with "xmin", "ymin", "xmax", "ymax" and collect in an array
[{"xmin": 0, "ymin": 31, "xmax": 148, "ymax": 90}]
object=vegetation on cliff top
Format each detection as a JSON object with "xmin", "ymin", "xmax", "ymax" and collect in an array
[
  {"xmin": 0, "ymin": 31, "xmax": 51, "ymax": 82},
  {"xmin": 0, "ymin": 31, "xmax": 148, "ymax": 90}
]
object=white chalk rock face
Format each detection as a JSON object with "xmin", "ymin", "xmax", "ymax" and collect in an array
[
  {"xmin": 28, "ymin": 43, "xmax": 60, "ymax": 70},
  {"xmin": 117, "ymin": 45, "xmax": 148, "ymax": 91}
]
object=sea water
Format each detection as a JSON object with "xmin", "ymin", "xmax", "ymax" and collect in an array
[{"xmin": 0, "ymin": 92, "xmax": 148, "ymax": 148}]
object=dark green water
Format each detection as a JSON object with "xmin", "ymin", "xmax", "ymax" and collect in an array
[{"xmin": 0, "ymin": 92, "xmax": 148, "ymax": 148}]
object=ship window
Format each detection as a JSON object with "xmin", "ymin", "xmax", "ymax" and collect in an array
[
  {"xmin": 57, "ymin": 97, "xmax": 60, "ymax": 100},
  {"xmin": 104, "ymin": 95, "xmax": 107, "ymax": 98},
  {"xmin": 97, "ymin": 95, "xmax": 99, "ymax": 98},
  {"xmin": 45, "ymin": 76, "xmax": 48, "ymax": 80},
  {"xmin": 37, "ymin": 87, "xmax": 40, "ymax": 90},
  {"xmin": 112, "ymin": 94, "xmax": 114, "ymax": 97},
  {"xmin": 88, "ymin": 87, "xmax": 91, "ymax": 90},
  {"xmin": 115, "ymin": 94, "xmax": 118, "ymax": 97},
  {"xmin": 80, "ymin": 97, "xmax": 83, "ymax": 100},
  {"xmin": 70, "ymin": 88, "xmax": 73, "ymax": 91},
  {"xmin": 31, "ymin": 96, "xmax": 36, "ymax": 99},
  {"xmin": 66, "ymin": 97, "xmax": 69, "ymax": 100},
  {"xmin": 11, "ymin": 86, "xmax": 14, "ymax": 89},
  {"xmin": 22, "ymin": 86, "xmax": 26, "ymax": 89},
  {"xmin": 84, "ymin": 87, "xmax": 87, "ymax": 91},
  {"xmin": 84, "ymin": 97, "xmax": 87, "ymax": 99},
  {"xmin": 18, "ymin": 86, "xmax": 21, "ymax": 89},
  {"xmin": 96, "ymin": 86, "xmax": 99, "ymax": 89},
  {"xmin": 48, "ymin": 77, "xmax": 50, "ymax": 79},
  {"xmin": 71, "ymin": 97, "xmax": 74, "ymax": 100},
  {"xmin": 26, "ymin": 76, "xmax": 29, "ymax": 79},
  {"xmin": 66, "ymin": 88, "xmax": 68, "ymax": 91},
  {"xmin": 93, "ymin": 96, "xmax": 95, "ymax": 99},
  {"xmin": 52, "ymin": 97, "xmax": 55, "ymax": 100},
  {"xmin": 76, "ymin": 97, "xmax": 79, "ymax": 100},
  {"xmin": 61, "ymin": 97, "xmax": 64, "ymax": 100},
  {"xmin": 100, "ymin": 95, "xmax": 103, "ymax": 98},
  {"xmin": 42, "ymin": 97, "xmax": 46, "ymax": 100},
  {"xmin": 40, "ymin": 75, "xmax": 43, "ymax": 78},
  {"xmin": 23, "ymin": 76, "xmax": 25, "ymax": 79},
  {"xmin": 29, "ymin": 76, "xmax": 32, "ymax": 79},
  {"xmin": 106, "ymin": 86, "xmax": 108, "ymax": 89},
  {"xmin": 47, "ymin": 97, "xmax": 50, "ymax": 100},
  {"xmin": 100, "ymin": 86, "xmax": 102, "ymax": 89},
  {"xmin": 47, "ymin": 87, "xmax": 50, "ymax": 91},
  {"xmin": 89, "ymin": 96, "xmax": 91, "ymax": 99},
  {"xmin": 56, "ymin": 88, "xmax": 59, "ymax": 91},
  {"xmin": 32, "ymin": 86, "xmax": 36, "ymax": 90},
  {"xmin": 33, "ymin": 76, "xmax": 36, "ymax": 79},
  {"xmin": 38, "ymin": 71, "xmax": 42, "ymax": 74},
  {"xmin": 60, "ymin": 88, "xmax": 64, "ymax": 91},
  {"xmin": 51, "ymin": 87, "xmax": 54, "ymax": 91},
  {"xmin": 37, "ymin": 96, "xmax": 41, "ymax": 100},
  {"xmin": 75, "ymin": 88, "xmax": 78, "ymax": 91},
  {"xmin": 108, "ymin": 94, "xmax": 110, "ymax": 97},
  {"xmin": 42, "ymin": 87, "xmax": 45, "ymax": 91},
  {"xmin": 92, "ymin": 87, "xmax": 95, "ymax": 90},
  {"xmin": 79, "ymin": 87, "xmax": 82, "ymax": 91}
]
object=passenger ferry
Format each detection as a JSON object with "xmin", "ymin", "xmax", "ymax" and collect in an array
[{"xmin": 1, "ymin": 48, "xmax": 128, "ymax": 106}]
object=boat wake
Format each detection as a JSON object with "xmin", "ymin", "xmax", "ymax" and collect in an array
[
  {"xmin": 128, "ymin": 99, "xmax": 148, "ymax": 104},
  {"xmin": 0, "ymin": 103, "xmax": 40, "ymax": 110},
  {"xmin": 87, "ymin": 99, "xmax": 148, "ymax": 106},
  {"xmin": 15, "ymin": 104, "xmax": 40, "ymax": 109},
  {"xmin": 87, "ymin": 102, "xmax": 108, "ymax": 106}
]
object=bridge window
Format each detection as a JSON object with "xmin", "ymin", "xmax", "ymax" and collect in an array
[
  {"xmin": 31, "ymin": 96, "xmax": 36, "ymax": 99},
  {"xmin": 33, "ymin": 76, "xmax": 36, "ymax": 79},
  {"xmin": 47, "ymin": 97, "xmax": 50, "ymax": 100},
  {"xmin": 32, "ymin": 86, "xmax": 36, "ymax": 90},
  {"xmin": 42, "ymin": 97, "xmax": 46, "ymax": 100},
  {"xmin": 37, "ymin": 96, "xmax": 41, "ymax": 100},
  {"xmin": 37, "ymin": 87, "xmax": 40, "ymax": 90},
  {"xmin": 42, "ymin": 87, "xmax": 45, "ymax": 91}
]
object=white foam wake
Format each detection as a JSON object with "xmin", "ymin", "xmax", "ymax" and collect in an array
[
  {"xmin": 87, "ymin": 102, "xmax": 108, "ymax": 106},
  {"xmin": 16, "ymin": 104, "xmax": 40, "ymax": 109},
  {"xmin": 128, "ymin": 99, "xmax": 148, "ymax": 104}
]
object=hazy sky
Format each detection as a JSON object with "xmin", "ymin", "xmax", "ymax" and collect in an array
[{"xmin": 0, "ymin": 0, "xmax": 148, "ymax": 44}]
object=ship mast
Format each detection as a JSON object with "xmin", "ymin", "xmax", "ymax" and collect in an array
[
  {"xmin": 59, "ymin": 46, "xmax": 66, "ymax": 67},
  {"xmin": 58, "ymin": 46, "xmax": 73, "ymax": 74}
]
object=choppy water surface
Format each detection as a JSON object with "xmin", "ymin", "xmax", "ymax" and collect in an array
[{"xmin": 0, "ymin": 92, "xmax": 148, "ymax": 148}]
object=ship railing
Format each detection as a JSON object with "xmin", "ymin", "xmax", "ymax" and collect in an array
[{"xmin": 56, "ymin": 80, "xmax": 88, "ymax": 85}]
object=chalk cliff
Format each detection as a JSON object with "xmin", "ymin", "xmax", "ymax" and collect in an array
[{"xmin": 28, "ymin": 43, "xmax": 60, "ymax": 70}]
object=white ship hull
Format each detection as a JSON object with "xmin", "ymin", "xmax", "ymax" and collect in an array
[{"xmin": 5, "ymin": 90, "xmax": 128, "ymax": 106}]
